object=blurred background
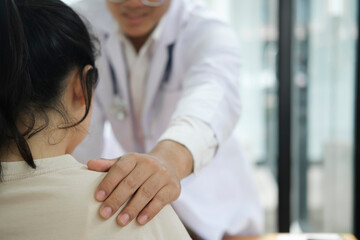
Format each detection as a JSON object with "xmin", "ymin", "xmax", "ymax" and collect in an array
[
  {"xmin": 64, "ymin": 0, "xmax": 359, "ymax": 235},
  {"xmin": 205, "ymin": 0, "xmax": 358, "ymax": 234}
]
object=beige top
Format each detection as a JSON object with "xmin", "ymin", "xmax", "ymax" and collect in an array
[{"xmin": 0, "ymin": 155, "xmax": 191, "ymax": 240}]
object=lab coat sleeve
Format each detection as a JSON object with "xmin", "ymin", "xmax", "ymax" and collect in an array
[
  {"xmin": 73, "ymin": 95, "xmax": 106, "ymax": 164},
  {"xmin": 158, "ymin": 116, "xmax": 218, "ymax": 173},
  {"xmin": 172, "ymin": 20, "xmax": 242, "ymax": 147}
]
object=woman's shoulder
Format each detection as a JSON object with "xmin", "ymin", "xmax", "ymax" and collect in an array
[
  {"xmin": 0, "ymin": 155, "xmax": 190, "ymax": 239},
  {"xmin": 85, "ymin": 203, "xmax": 191, "ymax": 240},
  {"xmin": 55, "ymin": 158, "xmax": 191, "ymax": 240}
]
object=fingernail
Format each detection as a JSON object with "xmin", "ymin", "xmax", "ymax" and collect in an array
[
  {"xmin": 138, "ymin": 215, "xmax": 148, "ymax": 224},
  {"xmin": 96, "ymin": 190, "xmax": 106, "ymax": 201},
  {"xmin": 101, "ymin": 207, "xmax": 112, "ymax": 219},
  {"xmin": 119, "ymin": 213, "xmax": 130, "ymax": 225}
]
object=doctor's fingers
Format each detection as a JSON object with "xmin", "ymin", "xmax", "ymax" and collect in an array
[
  {"xmin": 87, "ymin": 158, "xmax": 117, "ymax": 172},
  {"xmin": 95, "ymin": 156, "xmax": 136, "ymax": 202},
  {"xmin": 137, "ymin": 184, "xmax": 181, "ymax": 225},
  {"xmin": 98, "ymin": 162, "xmax": 153, "ymax": 220},
  {"xmin": 116, "ymin": 173, "xmax": 168, "ymax": 226}
]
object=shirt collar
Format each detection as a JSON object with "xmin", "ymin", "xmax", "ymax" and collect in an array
[{"xmin": 1, "ymin": 155, "xmax": 83, "ymax": 182}]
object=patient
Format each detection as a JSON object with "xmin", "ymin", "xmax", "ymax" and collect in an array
[{"xmin": 0, "ymin": 0, "xmax": 190, "ymax": 239}]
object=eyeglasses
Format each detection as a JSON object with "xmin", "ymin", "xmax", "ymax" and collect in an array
[{"xmin": 107, "ymin": 0, "xmax": 168, "ymax": 7}]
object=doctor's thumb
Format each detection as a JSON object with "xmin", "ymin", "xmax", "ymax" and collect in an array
[{"xmin": 87, "ymin": 158, "xmax": 117, "ymax": 172}]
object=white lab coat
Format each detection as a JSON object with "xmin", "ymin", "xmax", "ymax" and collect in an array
[{"xmin": 73, "ymin": 0, "xmax": 263, "ymax": 239}]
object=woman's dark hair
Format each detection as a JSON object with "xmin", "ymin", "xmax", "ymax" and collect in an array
[{"xmin": 0, "ymin": 0, "xmax": 99, "ymax": 179}]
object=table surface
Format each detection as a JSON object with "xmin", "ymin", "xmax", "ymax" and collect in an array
[{"xmin": 223, "ymin": 234, "xmax": 357, "ymax": 240}]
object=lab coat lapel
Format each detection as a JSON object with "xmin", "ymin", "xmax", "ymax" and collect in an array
[
  {"xmin": 142, "ymin": 0, "xmax": 183, "ymax": 125},
  {"xmin": 103, "ymin": 32, "xmax": 131, "ymax": 110},
  {"xmin": 142, "ymin": 43, "xmax": 168, "ymax": 123}
]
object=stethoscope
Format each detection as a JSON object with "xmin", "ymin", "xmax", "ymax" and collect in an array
[{"xmin": 109, "ymin": 42, "xmax": 175, "ymax": 120}]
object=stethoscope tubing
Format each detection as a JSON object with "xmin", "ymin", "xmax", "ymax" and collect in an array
[{"xmin": 108, "ymin": 42, "xmax": 176, "ymax": 120}]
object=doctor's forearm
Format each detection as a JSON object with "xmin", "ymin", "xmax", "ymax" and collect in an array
[{"xmin": 149, "ymin": 140, "xmax": 194, "ymax": 180}]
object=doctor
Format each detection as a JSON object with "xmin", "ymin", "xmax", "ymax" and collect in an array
[{"xmin": 74, "ymin": 0, "xmax": 263, "ymax": 239}]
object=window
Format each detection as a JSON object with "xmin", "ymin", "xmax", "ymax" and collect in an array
[
  {"xmin": 292, "ymin": 0, "xmax": 358, "ymax": 232},
  {"xmin": 207, "ymin": 0, "xmax": 358, "ymax": 233},
  {"xmin": 207, "ymin": 0, "xmax": 279, "ymax": 232}
]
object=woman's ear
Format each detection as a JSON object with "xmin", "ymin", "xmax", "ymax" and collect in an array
[{"xmin": 66, "ymin": 65, "xmax": 93, "ymax": 110}]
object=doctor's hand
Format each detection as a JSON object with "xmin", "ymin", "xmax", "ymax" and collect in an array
[{"xmin": 88, "ymin": 140, "xmax": 193, "ymax": 226}]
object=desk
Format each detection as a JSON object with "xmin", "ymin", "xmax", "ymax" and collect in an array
[{"xmin": 223, "ymin": 234, "xmax": 357, "ymax": 240}]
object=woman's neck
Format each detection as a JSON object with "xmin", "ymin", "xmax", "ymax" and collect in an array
[{"xmin": 1, "ymin": 127, "xmax": 73, "ymax": 162}]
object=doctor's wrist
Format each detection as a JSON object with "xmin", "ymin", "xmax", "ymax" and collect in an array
[{"xmin": 149, "ymin": 140, "xmax": 194, "ymax": 180}]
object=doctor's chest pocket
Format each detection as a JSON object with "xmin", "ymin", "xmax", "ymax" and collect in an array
[
  {"xmin": 154, "ymin": 78, "xmax": 183, "ymax": 124},
  {"xmin": 159, "ymin": 70, "xmax": 183, "ymax": 92},
  {"xmin": 152, "ymin": 87, "xmax": 183, "ymax": 135},
  {"xmin": 157, "ymin": 72, "xmax": 183, "ymax": 106}
]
